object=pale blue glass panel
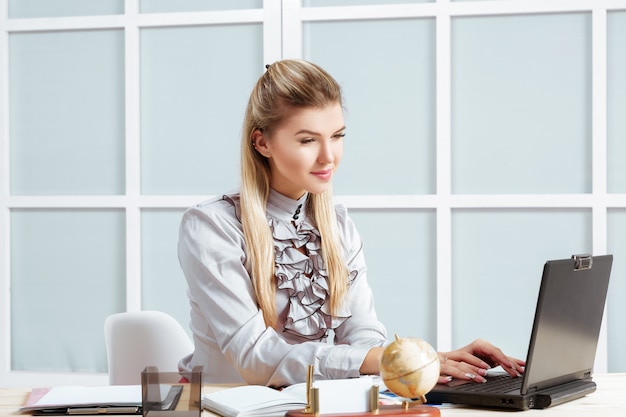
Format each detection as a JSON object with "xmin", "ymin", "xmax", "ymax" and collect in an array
[
  {"xmin": 452, "ymin": 14, "xmax": 591, "ymax": 194},
  {"xmin": 140, "ymin": 0, "xmax": 261, "ymax": 13},
  {"xmin": 608, "ymin": 12, "xmax": 626, "ymax": 193},
  {"xmin": 8, "ymin": 0, "xmax": 123, "ymax": 18},
  {"xmin": 10, "ymin": 30, "xmax": 125, "ymax": 195},
  {"xmin": 141, "ymin": 209, "xmax": 191, "ymax": 336},
  {"xmin": 11, "ymin": 209, "xmax": 125, "ymax": 372},
  {"xmin": 349, "ymin": 210, "xmax": 436, "ymax": 345},
  {"xmin": 304, "ymin": 0, "xmax": 431, "ymax": 5},
  {"xmin": 304, "ymin": 19, "xmax": 436, "ymax": 195},
  {"xmin": 452, "ymin": 209, "xmax": 591, "ymax": 359},
  {"xmin": 141, "ymin": 24, "xmax": 262, "ymax": 195},
  {"xmin": 608, "ymin": 209, "xmax": 626, "ymax": 372}
]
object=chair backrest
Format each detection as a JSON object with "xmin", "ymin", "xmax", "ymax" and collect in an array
[{"xmin": 104, "ymin": 310, "xmax": 194, "ymax": 385}]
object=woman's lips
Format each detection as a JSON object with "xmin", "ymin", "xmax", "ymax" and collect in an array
[{"xmin": 312, "ymin": 169, "xmax": 333, "ymax": 181}]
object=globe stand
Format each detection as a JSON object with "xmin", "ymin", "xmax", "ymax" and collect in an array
[{"xmin": 395, "ymin": 397, "xmax": 441, "ymax": 417}]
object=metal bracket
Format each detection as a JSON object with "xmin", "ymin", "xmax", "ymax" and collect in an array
[{"xmin": 572, "ymin": 254, "xmax": 593, "ymax": 270}]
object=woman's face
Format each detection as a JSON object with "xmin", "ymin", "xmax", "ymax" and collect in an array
[{"xmin": 254, "ymin": 103, "xmax": 345, "ymax": 200}]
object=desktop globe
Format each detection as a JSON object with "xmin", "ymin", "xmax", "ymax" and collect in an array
[{"xmin": 380, "ymin": 336, "xmax": 440, "ymax": 401}]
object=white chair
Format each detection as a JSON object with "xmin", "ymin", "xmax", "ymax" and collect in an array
[{"xmin": 104, "ymin": 310, "xmax": 194, "ymax": 385}]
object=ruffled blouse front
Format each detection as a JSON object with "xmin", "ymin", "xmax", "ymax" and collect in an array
[
  {"xmin": 265, "ymin": 190, "xmax": 353, "ymax": 341},
  {"xmin": 179, "ymin": 188, "xmax": 388, "ymax": 385}
]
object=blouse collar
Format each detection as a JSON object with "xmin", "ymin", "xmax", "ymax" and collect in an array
[{"xmin": 267, "ymin": 189, "xmax": 308, "ymax": 224}]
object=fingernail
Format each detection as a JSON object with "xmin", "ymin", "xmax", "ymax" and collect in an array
[
  {"xmin": 477, "ymin": 368, "xmax": 488, "ymax": 376},
  {"xmin": 444, "ymin": 376, "xmax": 453, "ymax": 382},
  {"xmin": 465, "ymin": 373, "xmax": 476, "ymax": 379}
]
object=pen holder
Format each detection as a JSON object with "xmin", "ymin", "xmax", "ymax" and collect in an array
[
  {"xmin": 141, "ymin": 366, "xmax": 202, "ymax": 417},
  {"xmin": 286, "ymin": 405, "xmax": 440, "ymax": 417},
  {"xmin": 286, "ymin": 385, "xmax": 440, "ymax": 417}
]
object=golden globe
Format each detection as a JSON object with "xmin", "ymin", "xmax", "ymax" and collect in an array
[{"xmin": 380, "ymin": 336, "xmax": 440, "ymax": 401}]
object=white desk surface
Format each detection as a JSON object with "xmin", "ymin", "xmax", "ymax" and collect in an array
[{"xmin": 2, "ymin": 373, "xmax": 624, "ymax": 417}]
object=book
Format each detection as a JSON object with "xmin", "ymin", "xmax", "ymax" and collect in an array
[
  {"xmin": 202, "ymin": 385, "xmax": 306, "ymax": 417},
  {"xmin": 201, "ymin": 377, "xmax": 379, "ymax": 417}
]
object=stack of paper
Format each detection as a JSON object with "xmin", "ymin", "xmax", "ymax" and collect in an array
[{"xmin": 20, "ymin": 384, "xmax": 181, "ymax": 415}]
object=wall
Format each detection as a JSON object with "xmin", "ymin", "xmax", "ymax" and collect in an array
[{"xmin": 0, "ymin": 0, "xmax": 625, "ymax": 386}]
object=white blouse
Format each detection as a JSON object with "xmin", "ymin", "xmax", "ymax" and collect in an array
[{"xmin": 177, "ymin": 189, "xmax": 387, "ymax": 387}]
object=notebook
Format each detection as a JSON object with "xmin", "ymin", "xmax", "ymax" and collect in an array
[{"xmin": 426, "ymin": 254, "xmax": 613, "ymax": 410}]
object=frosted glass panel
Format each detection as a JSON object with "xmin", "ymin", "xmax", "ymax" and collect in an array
[
  {"xmin": 608, "ymin": 12, "xmax": 626, "ymax": 193},
  {"xmin": 10, "ymin": 30, "xmax": 125, "ymax": 196},
  {"xmin": 8, "ymin": 0, "xmax": 123, "ymax": 18},
  {"xmin": 11, "ymin": 209, "xmax": 125, "ymax": 372},
  {"xmin": 452, "ymin": 209, "xmax": 591, "ymax": 359},
  {"xmin": 452, "ymin": 14, "xmax": 591, "ymax": 194},
  {"xmin": 304, "ymin": 19, "xmax": 436, "ymax": 195},
  {"xmin": 349, "ymin": 209, "xmax": 436, "ymax": 344},
  {"xmin": 141, "ymin": 209, "xmax": 190, "ymax": 335},
  {"xmin": 607, "ymin": 209, "xmax": 626, "ymax": 372},
  {"xmin": 141, "ymin": 24, "xmax": 262, "ymax": 195},
  {"xmin": 140, "ymin": 0, "xmax": 262, "ymax": 13}
]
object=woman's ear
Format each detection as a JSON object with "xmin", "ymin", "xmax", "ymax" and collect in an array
[{"xmin": 252, "ymin": 129, "xmax": 271, "ymax": 158}]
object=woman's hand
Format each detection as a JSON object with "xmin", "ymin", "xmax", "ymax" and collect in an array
[{"xmin": 437, "ymin": 339, "xmax": 525, "ymax": 384}]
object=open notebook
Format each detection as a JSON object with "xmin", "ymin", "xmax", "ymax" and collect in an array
[{"xmin": 426, "ymin": 254, "xmax": 613, "ymax": 410}]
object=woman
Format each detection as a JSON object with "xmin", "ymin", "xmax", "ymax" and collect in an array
[{"xmin": 177, "ymin": 59, "xmax": 524, "ymax": 388}]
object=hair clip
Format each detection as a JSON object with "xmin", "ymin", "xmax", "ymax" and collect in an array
[{"xmin": 265, "ymin": 64, "xmax": 271, "ymax": 69}]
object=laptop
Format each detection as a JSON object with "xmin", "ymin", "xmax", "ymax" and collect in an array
[{"xmin": 426, "ymin": 254, "xmax": 613, "ymax": 410}]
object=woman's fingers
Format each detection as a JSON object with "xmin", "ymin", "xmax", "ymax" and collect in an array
[
  {"xmin": 437, "ymin": 339, "xmax": 526, "ymax": 384},
  {"xmin": 446, "ymin": 350, "xmax": 492, "ymax": 370},
  {"xmin": 501, "ymin": 357, "xmax": 524, "ymax": 377},
  {"xmin": 439, "ymin": 357, "xmax": 487, "ymax": 383}
]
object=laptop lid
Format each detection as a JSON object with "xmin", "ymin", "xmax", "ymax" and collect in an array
[
  {"xmin": 426, "ymin": 254, "xmax": 613, "ymax": 410},
  {"xmin": 522, "ymin": 254, "xmax": 612, "ymax": 394}
]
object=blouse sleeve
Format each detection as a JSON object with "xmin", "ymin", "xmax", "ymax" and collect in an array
[{"xmin": 178, "ymin": 201, "xmax": 385, "ymax": 387}]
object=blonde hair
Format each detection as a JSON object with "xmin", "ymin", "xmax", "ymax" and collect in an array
[{"xmin": 240, "ymin": 59, "xmax": 349, "ymax": 328}]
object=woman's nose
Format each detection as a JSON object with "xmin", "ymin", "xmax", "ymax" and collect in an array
[{"xmin": 318, "ymin": 142, "xmax": 335, "ymax": 164}]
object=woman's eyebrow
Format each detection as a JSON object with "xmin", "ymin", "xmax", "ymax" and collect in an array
[
  {"xmin": 294, "ymin": 126, "xmax": 346, "ymax": 136},
  {"xmin": 294, "ymin": 129, "xmax": 320, "ymax": 136}
]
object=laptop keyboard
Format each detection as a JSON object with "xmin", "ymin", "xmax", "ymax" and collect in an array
[{"xmin": 456, "ymin": 374, "xmax": 522, "ymax": 393}]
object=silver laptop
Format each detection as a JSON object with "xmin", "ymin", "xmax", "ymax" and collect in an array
[{"xmin": 426, "ymin": 254, "xmax": 613, "ymax": 410}]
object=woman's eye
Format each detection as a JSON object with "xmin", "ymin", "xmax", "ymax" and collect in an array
[
  {"xmin": 300, "ymin": 138, "xmax": 315, "ymax": 144},
  {"xmin": 333, "ymin": 133, "xmax": 346, "ymax": 140}
]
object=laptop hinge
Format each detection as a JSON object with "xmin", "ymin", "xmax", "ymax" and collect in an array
[{"xmin": 572, "ymin": 254, "xmax": 592, "ymax": 270}]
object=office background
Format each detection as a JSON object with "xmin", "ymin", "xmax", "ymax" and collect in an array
[{"xmin": 0, "ymin": 0, "xmax": 625, "ymax": 386}]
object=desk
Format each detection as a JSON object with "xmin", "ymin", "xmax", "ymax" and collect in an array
[{"xmin": 1, "ymin": 374, "xmax": 624, "ymax": 417}]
